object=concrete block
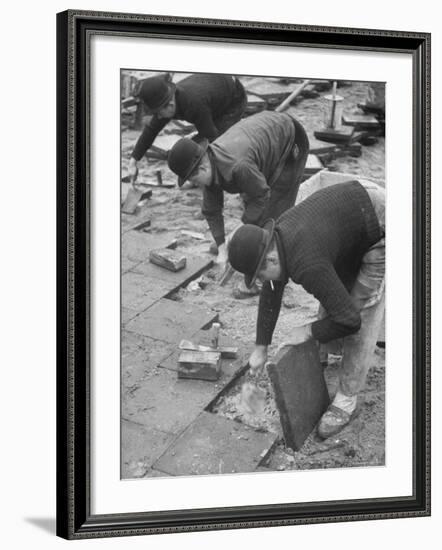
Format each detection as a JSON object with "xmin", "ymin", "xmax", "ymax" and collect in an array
[
  {"xmin": 125, "ymin": 298, "xmax": 218, "ymax": 343},
  {"xmin": 178, "ymin": 350, "xmax": 221, "ymax": 381},
  {"xmin": 267, "ymin": 341, "xmax": 330, "ymax": 451},
  {"xmin": 153, "ymin": 411, "xmax": 278, "ymax": 476},
  {"xmin": 149, "ymin": 248, "xmax": 187, "ymax": 272}
]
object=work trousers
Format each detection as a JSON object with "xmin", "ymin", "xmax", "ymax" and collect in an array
[{"xmin": 319, "ymin": 181, "xmax": 386, "ymax": 396}]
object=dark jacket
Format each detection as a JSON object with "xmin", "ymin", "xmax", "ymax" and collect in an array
[
  {"xmin": 202, "ymin": 111, "xmax": 298, "ymax": 245},
  {"xmin": 131, "ymin": 74, "xmax": 245, "ymax": 160},
  {"xmin": 255, "ymin": 181, "xmax": 383, "ymax": 345}
]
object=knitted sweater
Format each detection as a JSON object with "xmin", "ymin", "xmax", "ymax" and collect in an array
[
  {"xmin": 256, "ymin": 181, "xmax": 382, "ymax": 345},
  {"xmin": 131, "ymin": 74, "xmax": 243, "ymax": 160}
]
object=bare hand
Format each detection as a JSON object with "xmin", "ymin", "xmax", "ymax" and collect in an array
[
  {"xmin": 128, "ymin": 158, "xmax": 139, "ymax": 186},
  {"xmin": 248, "ymin": 345, "xmax": 268, "ymax": 376}
]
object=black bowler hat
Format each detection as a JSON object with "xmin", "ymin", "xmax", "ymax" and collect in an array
[
  {"xmin": 167, "ymin": 138, "xmax": 209, "ymax": 186},
  {"xmin": 138, "ymin": 76, "xmax": 176, "ymax": 113},
  {"xmin": 228, "ymin": 219, "xmax": 276, "ymax": 288}
]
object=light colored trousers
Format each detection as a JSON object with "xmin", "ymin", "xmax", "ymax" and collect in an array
[{"xmin": 297, "ymin": 173, "xmax": 385, "ymax": 397}]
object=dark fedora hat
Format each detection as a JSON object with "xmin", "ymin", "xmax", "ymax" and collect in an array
[
  {"xmin": 167, "ymin": 138, "xmax": 209, "ymax": 187},
  {"xmin": 138, "ymin": 76, "xmax": 176, "ymax": 113},
  {"xmin": 228, "ymin": 219, "xmax": 275, "ymax": 288}
]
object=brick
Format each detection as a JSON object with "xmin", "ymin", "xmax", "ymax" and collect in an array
[
  {"xmin": 178, "ymin": 350, "xmax": 221, "ymax": 381},
  {"xmin": 125, "ymin": 298, "xmax": 218, "ymax": 343},
  {"xmin": 122, "ymin": 272, "xmax": 170, "ymax": 313},
  {"xmin": 153, "ymin": 411, "xmax": 278, "ymax": 476},
  {"xmin": 267, "ymin": 341, "xmax": 330, "ymax": 451},
  {"xmin": 122, "ymin": 367, "xmax": 231, "ymax": 433},
  {"xmin": 131, "ymin": 254, "xmax": 213, "ymax": 292},
  {"xmin": 342, "ymin": 113, "xmax": 380, "ymax": 130},
  {"xmin": 149, "ymin": 248, "xmax": 187, "ymax": 272},
  {"xmin": 121, "ymin": 420, "xmax": 175, "ymax": 479}
]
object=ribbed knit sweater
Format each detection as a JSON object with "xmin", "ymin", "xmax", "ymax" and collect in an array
[
  {"xmin": 256, "ymin": 181, "xmax": 382, "ymax": 345},
  {"xmin": 131, "ymin": 74, "xmax": 243, "ymax": 160}
]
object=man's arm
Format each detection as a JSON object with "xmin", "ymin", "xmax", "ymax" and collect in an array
[
  {"xmin": 300, "ymin": 263, "xmax": 362, "ymax": 343},
  {"xmin": 131, "ymin": 116, "xmax": 169, "ymax": 161},
  {"xmin": 256, "ymin": 280, "xmax": 286, "ymax": 345},
  {"xmin": 232, "ymin": 162, "xmax": 271, "ymax": 226},
  {"xmin": 201, "ymin": 185, "xmax": 225, "ymax": 245}
]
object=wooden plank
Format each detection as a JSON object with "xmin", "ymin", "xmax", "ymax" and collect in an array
[
  {"xmin": 149, "ymin": 249, "xmax": 187, "ymax": 272},
  {"xmin": 267, "ymin": 341, "xmax": 330, "ymax": 451}
]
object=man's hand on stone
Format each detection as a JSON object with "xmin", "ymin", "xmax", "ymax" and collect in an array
[{"xmin": 277, "ymin": 324, "xmax": 313, "ymax": 353}]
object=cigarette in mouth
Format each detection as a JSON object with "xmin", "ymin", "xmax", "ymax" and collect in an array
[{"xmin": 270, "ymin": 280, "xmax": 274, "ymax": 291}]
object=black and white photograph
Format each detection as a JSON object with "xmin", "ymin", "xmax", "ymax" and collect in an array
[{"xmin": 120, "ymin": 70, "xmax": 386, "ymax": 480}]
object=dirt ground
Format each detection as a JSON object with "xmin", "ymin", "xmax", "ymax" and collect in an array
[{"xmin": 121, "ymin": 76, "xmax": 385, "ymax": 472}]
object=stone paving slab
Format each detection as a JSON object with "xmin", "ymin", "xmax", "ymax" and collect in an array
[
  {"xmin": 122, "ymin": 367, "xmax": 231, "ymax": 434},
  {"xmin": 122, "ymin": 333, "xmax": 175, "ymax": 394},
  {"xmin": 122, "ymin": 272, "xmax": 170, "ymax": 312},
  {"xmin": 267, "ymin": 342, "xmax": 330, "ymax": 451},
  {"xmin": 125, "ymin": 298, "xmax": 218, "ymax": 344},
  {"xmin": 153, "ymin": 411, "xmax": 278, "ymax": 476},
  {"xmin": 121, "ymin": 420, "xmax": 176, "ymax": 479},
  {"xmin": 131, "ymin": 255, "xmax": 213, "ymax": 292}
]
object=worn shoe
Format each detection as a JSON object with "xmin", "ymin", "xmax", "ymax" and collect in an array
[{"xmin": 317, "ymin": 405, "xmax": 352, "ymax": 439}]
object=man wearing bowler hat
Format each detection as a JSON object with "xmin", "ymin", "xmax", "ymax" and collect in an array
[
  {"xmin": 227, "ymin": 179, "xmax": 385, "ymax": 437},
  {"xmin": 167, "ymin": 110, "xmax": 309, "ymax": 294},
  {"xmin": 128, "ymin": 73, "xmax": 247, "ymax": 182}
]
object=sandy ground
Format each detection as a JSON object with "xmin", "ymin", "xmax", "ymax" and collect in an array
[{"xmin": 121, "ymin": 76, "xmax": 385, "ymax": 472}]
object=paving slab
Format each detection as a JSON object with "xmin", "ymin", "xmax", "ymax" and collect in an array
[
  {"xmin": 125, "ymin": 298, "xmax": 218, "ymax": 344},
  {"xmin": 122, "ymin": 271, "xmax": 171, "ymax": 312},
  {"xmin": 123, "ymin": 367, "xmax": 232, "ymax": 433},
  {"xmin": 121, "ymin": 420, "xmax": 176, "ymax": 479},
  {"xmin": 122, "ymin": 333, "xmax": 175, "ymax": 393},
  {"xmin": 131, "ymin": 254, "xmax": 213, "ymax": 292},
  {"xmin": 267, "ymin": 341, "xmax": 330, "ymax": 451},
  {"xmin": 153, "ymin": 411, "xmax": 278, "ymax": 476}
]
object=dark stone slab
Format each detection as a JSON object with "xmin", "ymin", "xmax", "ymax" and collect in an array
[
  {"xmin": 131, "ymin": 254, "xmax": 213, "ymax": 293},
  {"xmin": 121, "ymin": 420, "xmax": 175, "ymax": 479},
  {"xmin": 125, "ymin": 298, "xmax": 218, "ymax": 343},
  {"xmin": 267, "ymin": 341, "xmax": 330, "ymax": 451},
  {"xmin": 122, "ymin": 367, "xmax": 231, "ymax": 434},
  {"xmin": 122, "ymin": 272, "xmax": 170, "ymax": 313},
  {"xmin": 153, "ymin": 411, "xmax": 278, "ymax": 476}
]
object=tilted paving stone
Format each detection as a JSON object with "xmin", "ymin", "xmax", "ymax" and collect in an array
[
  {"xmin": 121, "ymin": 419, "xmax": 176, "ymax": 479},
  {"xmin": 125, "ymin": 298, "xmax": 218, "ymax": 344},
  {"xmin": 122, "ymin": 367, "xmax": 233, "ymax": 434},
  {"xmin": 153, "ymin": 411, "xmax": 278, "ymax": 476}
]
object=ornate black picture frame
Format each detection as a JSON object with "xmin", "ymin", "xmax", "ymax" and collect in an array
[{"xmin": 56, "ymin": 10, "xmax": 431, "ymax": 539}]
